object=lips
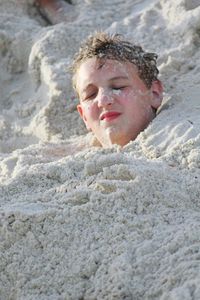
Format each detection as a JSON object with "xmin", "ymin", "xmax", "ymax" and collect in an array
[{"xmin": 100, "ymin": 111, "xmax": 121, "ymax": 121}]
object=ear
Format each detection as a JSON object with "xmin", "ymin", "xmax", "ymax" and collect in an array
[
  {"xmin": 150, "ymin": 80, "xmax": 163, "ymax": 110},
  {"xmin": 77, "ymin": 104, "xmax": 91, "ymax": 130}
]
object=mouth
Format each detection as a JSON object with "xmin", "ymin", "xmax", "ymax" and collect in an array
[{"xmin": 100, "ymin": 111, "xmax": 121, "ymax": 122}]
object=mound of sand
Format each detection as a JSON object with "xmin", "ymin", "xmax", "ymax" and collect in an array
[{"xmin": 0, "ymin": 0, "xmax": 200, "ymax": 299}]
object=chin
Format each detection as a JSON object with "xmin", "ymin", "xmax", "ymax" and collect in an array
[
  {"xmin": 97, "ymin": 127, "xmax": 141, "ymax": 147},
  {"xmin": 101, "ymin": 134, "xmax": 130, "ymax": 147}
]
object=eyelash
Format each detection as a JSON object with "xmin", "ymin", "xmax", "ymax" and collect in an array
[
  {"xmin": 83, "ymin": 93, "xmax": 96, "ymax": 101},
  {"xmin": 83, "ymin": 86, "xmax": 127, "ymax": 101},
  {"xmin": 112, "ymin": 86, "xmax": 126, "ymax": 90}
]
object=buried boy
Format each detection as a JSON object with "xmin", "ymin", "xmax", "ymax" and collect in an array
[{"xmin": 70, "ymin": 32, "xmax": 163, "ymax": 148}]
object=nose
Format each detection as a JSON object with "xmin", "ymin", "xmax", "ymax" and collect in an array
[{"xmin": 97, "ymin": 89, "xmax": 114, "ymax": 108}]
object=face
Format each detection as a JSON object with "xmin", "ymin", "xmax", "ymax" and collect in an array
[{"xmin": 76, "ymin": 58, "xmax": 163, "ymax": 147}]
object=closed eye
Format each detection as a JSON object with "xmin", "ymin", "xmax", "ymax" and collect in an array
[
  {"xmin": 82, "ymin": 91, "xmax": 97, "ymax": 102},
  {"xmin": 112, "ymin": 86, "xmax": 127, "ymax": 90}
]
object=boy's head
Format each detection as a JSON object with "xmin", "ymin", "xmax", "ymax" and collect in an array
[{"xmin": 70, "ymin": 31, "xmax": 163, "ymax": 147}]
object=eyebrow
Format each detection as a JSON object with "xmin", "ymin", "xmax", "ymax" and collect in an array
[{"xmin": 108, "ymin": 76, "xmax": 129, "ymax": 82}]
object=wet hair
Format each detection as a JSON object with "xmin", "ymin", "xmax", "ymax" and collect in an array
[{"xmin": 70, "ymin": 31, "xmax": 159, "ymax": 90}]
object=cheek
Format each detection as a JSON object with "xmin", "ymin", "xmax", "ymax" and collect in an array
[
  {"xmin": 128, "ymin": 89, "xmax": 143, "ymax": 98},
  {"xmin": 123, "ymin": 89, "xmax": 149, "ymax": 105},
  {"xmin": 84, "ymin": 104, "xmax": 98, "ymax": 119},
  {"xmin": 119, "ymin": 90, "xmax": 135, "ymax": 104}
]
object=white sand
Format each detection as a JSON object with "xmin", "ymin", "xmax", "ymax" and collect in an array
[{"xmin": 0, "ymin": 0, "xmax": 200, "ymax": 299}]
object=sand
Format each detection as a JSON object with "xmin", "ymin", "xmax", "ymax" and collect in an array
[{"xmin": 0, "ymin": 0, "xmax": 200, "ymax": 299}]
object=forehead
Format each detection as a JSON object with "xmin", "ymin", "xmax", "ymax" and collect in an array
[{"xmin": 75, "ymin": 58, "xmax": 138, "ymax": 92}]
